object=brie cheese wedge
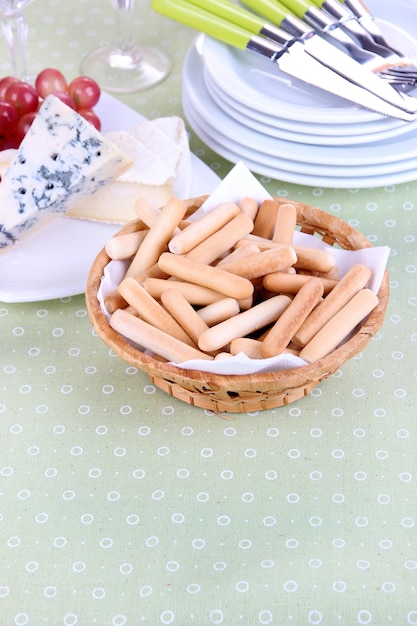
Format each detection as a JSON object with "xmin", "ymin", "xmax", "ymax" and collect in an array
[{"xmin": 67, "ymin": 116, "xmax": 192, "ymax": 224}]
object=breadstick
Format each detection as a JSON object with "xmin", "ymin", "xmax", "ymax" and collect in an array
[
  {"xmin": 104, "ymin": 289, "xmax": 128, "ymax": 314},
  {"xmin": 282, "ymin": 346, "xmax": 301, "ymax": 356},
  {"xmin": 133, "ymin": 197, "xmax": 189, "ymax": 231},
  {"xmin": 253, "ymin": 198, "xmax": 279, "ymax": 238},
  {"xmin": 272, "ymin": 202, "xmax": 297, "ymax": 245},
  {"xmin": 293, "ymin": 246, "xmax": 337, "ymax": 273},
  {"xmin": 237, "ymin": 297, "xmax": 254, "ymax": 311},
  {"xmin": 117, "ymin": 276, "xmax": 196, "ymax": 346},
  {"xmin": 292, "ymin": 263, "xmax": 373, "ymax": 347},
  {"xmin": 219, "ymin": 245, "xmax": 297, "ymax": 280},
  {"xmin": 105, "ymin": 230, "xmax": 148, "ymax": 260},
  {"xmin": 261, "ymin": 277, "xmax": 324, "ymax": 358},
  {"xmin": 114, "ymin": 220, "xmax": 147, "ymax": 235},
  {"xmin": 216, "ymin": 243, "xmax": 260, "ymax": 267},
  {"xmin": 168, "ymin": 202, "xmax": 241, "ymax": 254},
  {"xmin": 298, "ymin": 288, "xmax": 379, "ymax": 363},
  {"xmin": 238, "ymin": 196, "xmax": 259, "ymax": 221},
  {"xmin": 197, "ymin": 298, "xmax": 240, "ymax": 326},
  {"xmin": 134, "ymin": 196, "xmax": 162, "ymax": 226},
  {"xmin": 185, "ymin": 212, "xmax": 254, "ymax": 265},
  {"xmin": 125, "ymin": 197, "xmax": 188, "ymax": 277},
  {"xmin": 317, "ymin": 264, "xmax": 339, "ymax": 281},
  {"xmin": 263, "ymin": 271, "xmax": 338, "ymax": 295},
  {"xmin": 134, "ymin": 262, "xmax": 168, "ymax": 283},
  {"xmin": 144, "ymin": 278, "xmax": 227, "ymax": 306},
  {"xmin": 230, "ymin": 337, "xmax": 263, "ymax": 359},
  {"xmin": 236, "ymin": 233, "xmax": 281, "ymax": 250},
  {"xmin": 110, "ymin": 309, "xmax": 213, "ymax": 363},
  {"xmin": 161, "ymin": 288, "xmax": 210, "ymax": 346},
  {"xmin": 144, "ymin": 350, "xmax": 168, "ymax": 363},
  {"xmin": 158, "ymin": 252, "xmax": 254, "ymax": 300},
  {"xmin": 198, "ymin": 295, "xmax": 292, "ymax": 353}
]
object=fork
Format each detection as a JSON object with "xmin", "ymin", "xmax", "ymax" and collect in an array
[{"xmin": 314, "ymin": 0, "xmax": 417, "ymax": 86}]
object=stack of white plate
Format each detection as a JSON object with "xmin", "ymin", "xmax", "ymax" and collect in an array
[{"xmin": 182, "ymin": 0, "xmax": 417, "ymax": 188}]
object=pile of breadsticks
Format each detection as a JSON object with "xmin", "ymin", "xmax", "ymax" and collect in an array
[{"xmin": 102, "ymin": 195, "xmax": 379, "ymax": 367}]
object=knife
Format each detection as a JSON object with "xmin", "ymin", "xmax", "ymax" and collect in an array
[
  {"xmin": 254, "ymin": 0, "xmax": 407, "ymax": 70},
  {"xmin": 238, "ymin": 0, "xmax": 417, "ymax": 113},
  {"xmin": 274, "ymin": 0, "xmax": 417, "ymax": 87},
  {"xmin": 151, "ymin": 0, "xmax": 416, "ymax": 121},
  {"xmin": 340, "ymin": 0, "xmax": 404, "ymax": 54},
  {"xmin": 294, "ymin": 0, "xmax": 407, "ymax": 60}
]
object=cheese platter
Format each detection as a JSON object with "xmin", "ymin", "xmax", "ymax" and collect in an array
[{"xmin": 0, "ymin": 92, "xmax": 220, "ymax": 303}]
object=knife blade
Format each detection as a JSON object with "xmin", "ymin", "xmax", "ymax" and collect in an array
[
  {"xmin": 239, "ymin": 0, "xmax": 417, "ymax": 113},
  {"xmin": 151, "ymin": 0, "xmax": 416, "ymax": 121}
]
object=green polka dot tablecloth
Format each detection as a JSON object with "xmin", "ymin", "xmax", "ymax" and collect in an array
[{"xmin": 1, "ymin": 1, "xmax": 417, "ymax": 624}]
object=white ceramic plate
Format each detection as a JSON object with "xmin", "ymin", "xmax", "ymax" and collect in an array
[
  {"xmin": 183, "ymin": 40, "xmax": 417, "ymax": 168},
  {"xmin": 0, "ymin": 93, "xmax": 221, "ymax": 303},
  {"xmin": 183, "ymin": 96, "xmax": 417, "ymax": 189},
  {"xmin": 203, "ymin": 70, "xmax": 416, "ymax": 147},
  {"xmin": 182, "ymin": 20, "xmax": 417, "ymax": 188},
  {"xmin": 184, "ymin": 86, "xmax": 417, "ymax": 178}
]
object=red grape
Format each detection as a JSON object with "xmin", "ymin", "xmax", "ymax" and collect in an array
[
  {"xmin": 50, "ymin": 91, "xmax": 76, "ymax": 109},
  {"xmin": 16, "ymin": 111, "xmax": 37, "ymax": 139},
  {"xmin": 68, "ymin": 76, "xmax": 101, "ymax": 110},
  {"xmin": 0, "ymin": 76, "xmax": 20, "ymax": 100},
  {"xmin": 1, "ymin": 133, "xmax": 20, "ymax": 149},
  {"xmin": 0, "ymin": 101, "xmax": 19, "ymax": 136},
  {"xmin": 78, "ymin": 109, "xmax": 101, "ymax": 131},
  {"xmin": 5, "ymin": 81, "xmax": 39, "ymax": 117},
  {"xmin": 0, "ymin": 68, "xmax": 102, "ymax": 148},
  {"xmin": 35, "ymin": 68, "xmax": 68, "ymax": 99}
]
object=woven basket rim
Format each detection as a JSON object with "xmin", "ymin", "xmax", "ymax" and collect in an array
[{"xmin": 85, "ymin": 197, "xmax": 389, "ymax": 394}]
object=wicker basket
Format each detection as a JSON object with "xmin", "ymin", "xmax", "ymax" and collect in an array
[{"xmin": 86, "ymin": 197, "xmax": 389, "ymax": 413}]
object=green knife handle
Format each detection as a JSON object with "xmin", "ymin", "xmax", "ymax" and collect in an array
[
  {"xmin": 309, "ymin": 0, "xmax": 349, "ymax": 20},
  {"xmin": 278, "ymin": 0, "xmax": 337, "ymax": 31},
  {"xmin": 241, "ymin": 0, "xmax": 287, "ymax": 27},
  {"xmin": 151, "ymin": 0, "xmax": 251, "ymax": 49},
  {"xmin": 184, "ymin": 0, "xmax": 267, "ymax": 35},
  {"xmin": 277, "ymin": 0, "xmax": 313, "ymax": 19}
]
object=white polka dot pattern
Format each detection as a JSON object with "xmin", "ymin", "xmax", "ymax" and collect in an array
[
  {"xmin": 2, "ymin": 295, "xmax": 416, "ymax": 623},
  {"xmin": 1, "ymin": 0, "xmax": 417, "ymax": 624}
]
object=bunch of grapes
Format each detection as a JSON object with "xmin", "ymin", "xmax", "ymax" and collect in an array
[{"xmin": 0, "ymin": 68, "xmax": 101, "ymax": 150}]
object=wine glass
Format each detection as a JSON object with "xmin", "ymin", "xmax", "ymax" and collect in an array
[
  {"xmin": 0, "ymin": 0, "xmax": 35, "ymax": 81},
  {"xmin": 80, "ymin": 0, "xmax": 172, "ymax": 93}
]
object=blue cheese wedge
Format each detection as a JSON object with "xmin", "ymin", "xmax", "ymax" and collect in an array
[
  {"xmin": 0, "ymin": 148, "xmax": 17, "ymax": 180},
  {"xmin": 67, "ymin": 116, "xmax": 192, "ymax": 224},
  {"xmin": 0, "ymin": 95, "xmax": 131, "ymax": 249}
]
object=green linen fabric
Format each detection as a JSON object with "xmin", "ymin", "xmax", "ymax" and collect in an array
[{"xmin": 1, "ymin": 1, "xmax": 416, "ymax": 624}]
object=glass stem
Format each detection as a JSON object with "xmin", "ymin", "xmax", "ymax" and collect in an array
[
  {"xmin": 1, "ymin": 11, "xmax": 29, "ymax": 80},
  {"xmin": 109, "ymin": 0, "xmax": 142, "ymax": 68},
  {"xmin": 112, "ymin": 0, "xmax": 136, "ymax": 53}
]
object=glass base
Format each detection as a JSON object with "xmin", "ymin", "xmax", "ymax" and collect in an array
[{"xmin": 80, "ymin": 42, "xmax": 171, "ymax": 93}]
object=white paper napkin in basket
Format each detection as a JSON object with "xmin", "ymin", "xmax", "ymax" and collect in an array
[{"xmin": 98, "ymin": 162, "xmax": 389, "ymax": 375}]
